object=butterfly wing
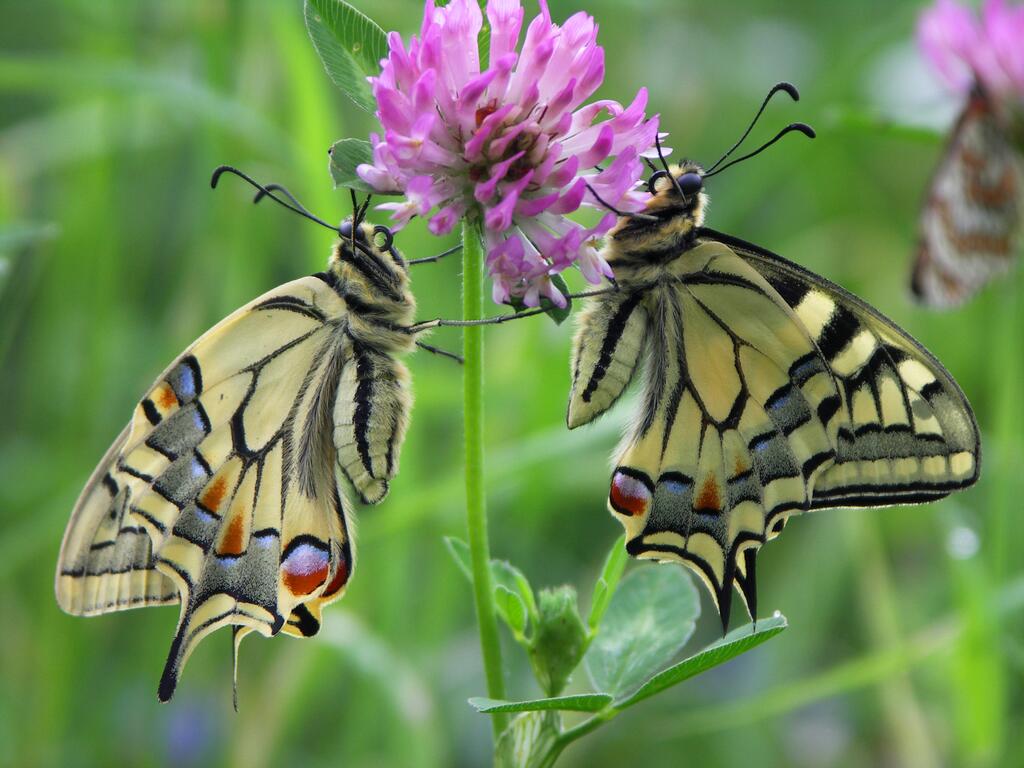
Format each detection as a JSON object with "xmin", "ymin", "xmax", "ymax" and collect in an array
[
  {"xmin": 56, "ymin": 274, "xmax": 388, "ymax": 700},
  {"xmin": 577, "ymin": 236, "xmax": 979, "ymax": 626},
  {"xmin": 55, "ymin": 424, "xmax": 179, "ymax": 614},
  {"xmin": 914, "ymin": 90, "xmax": 1023, "ymax": 307},
  {"xmin": 567, "ymin": 290, "xmax": 649, "ymax": 429},
  {"xmin": 712, "ymin": 230, "xmax": 981, "ymax": 503}
]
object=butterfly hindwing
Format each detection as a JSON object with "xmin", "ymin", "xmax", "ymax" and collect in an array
[
  {"xmin": 914, "ymin": 89, "xmax": 1022, "ymax": 307},
  {"xmin": 595, "ymin": 242, "xmax": 839, "ymax": 621},
  {"xmin": 567, "ymin": 290, "xmax": 649, "ymax": 429},
  {"xmin": 57, "ymin": 275, "xmax": 392, "ymax": 700}
]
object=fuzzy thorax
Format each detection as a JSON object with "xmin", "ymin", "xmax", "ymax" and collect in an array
[{"xmin": 328, "ymin": 222, "xmax": 416, "ymax": 351}]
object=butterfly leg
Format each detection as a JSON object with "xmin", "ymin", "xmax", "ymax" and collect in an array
[
  {"xmin": 405, "ymin": 287, "xmax": 624, "ymax": 334},
  {"xmin": 415, "ymin": 340, "xmax": 464, "ymax": 364},
  {"xmin": 407, "ymin": 244, "xmax": 462, "ymax": 265}
]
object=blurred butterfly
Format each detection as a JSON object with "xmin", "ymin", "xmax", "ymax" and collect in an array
[
  {"xmin": 568, "ymin": 84, "xmax": 981, "ymax": 629},
  {"xmin": 913, "ymin": 87, "xmax": 1023, "ymax": 307},
  {"xmin": 55, "ymin": 169, "xmax": 459, "ymax": 702}
]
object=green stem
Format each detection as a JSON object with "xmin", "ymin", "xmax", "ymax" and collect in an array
[
  {"xmin": 541, "ymin": 709, "xmax": 619, "ymax": 767},
  {"xmin": 461, "ymin": 218, "xmax": 508, "ymax": 741}
]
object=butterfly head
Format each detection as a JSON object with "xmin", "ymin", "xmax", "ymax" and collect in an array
[
  {"xmin": 607, "ymin": 162, "xmax": 708, "ymax": 253},
  {"xmin": 331, "ymin": 219, "xmax": 413, "ymax": 308},
  {"xmin": 645, "ymin": 162, "xmax": 708, "ymax": 224}
]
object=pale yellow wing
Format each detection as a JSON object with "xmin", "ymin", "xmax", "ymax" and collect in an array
[
  {"xmin": 591, "ymin": 238, "xmax": 979, "ymax": 627},
  {"xmin": 56, "ymin": 275, "xmax": 363, "ymax": 700},
  {"xmin": 567, "ymin": 291, "xmax": 648, "ymax": 429},
  {"xmin": 708, "ymin": 230, "xmax": 981, "ymax": 505},
  {"xmin": 55, "ymin": 424, "xmax": 178, "ymax": 615}
]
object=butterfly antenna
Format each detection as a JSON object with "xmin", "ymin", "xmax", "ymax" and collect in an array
[
  {"xmin": 348, "ymin": 189, "xmax": 360, "ymax": 252},
  {"xmin": 211, "ymin": 165, "xmax": 340, "ymax": 235},
  {"xmin": 703, "ymin": 123, "xmax": 816, "ymax": 178},
  {"xmin": 584, "ymin": 181, "xmax": 658, "ymax": 222},
  {"xmin": 655, "ymin": 132, "xmax": 687, "ymax": 200},
  {"xmin": 252, "ymin": 182, "xmax": 311, "ymax": 214},
  {"xmin": 705, "ymin": 82, "xmax": 800, "ymax": 174},
  {"xmin": 358, "ymin": 194, "xmax": 373, "ymax": 227}
]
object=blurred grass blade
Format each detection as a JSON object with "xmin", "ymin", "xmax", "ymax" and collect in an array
[
  {"xmin": 304, "ymin": 0, "xmax": 387, "ymax": 112},
  {"xmin": 615, "ymin": 614, "xmax": 787, "ymax": 710},
  {"xmin": 0, "ymin": 222, "xmax": 59, "ymax": 253},
  {"xmin": 470, "ymin": 694, "xmax": 613, "ymax": 714},
  {"xmin": 584, "ymin": 566, "xmax": 699, "ymax": 696},
  {"xmin": 646, "ymin": 578, "xmax": 1024, "ymax": 739},
  {"xmin": 328, "ymin": 138, "xmax": 377, "ymax": 193},
  {"xmin": 0, "ymin": 57, "xmax": 290, "ymax": 159},
  {"xmin": 318, "ymin": 611, "xmax": 434, "ymax": 725}
]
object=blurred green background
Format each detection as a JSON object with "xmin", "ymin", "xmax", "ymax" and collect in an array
[{"xmin": 1, "ymin": 0, "xmax": 1022, "ymax": 766}]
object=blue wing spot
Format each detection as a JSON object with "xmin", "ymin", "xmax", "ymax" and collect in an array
[{"xmin": 766, "ymin": 387, "xmax": 792, "ymax": 411}]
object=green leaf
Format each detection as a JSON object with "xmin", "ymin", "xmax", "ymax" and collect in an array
[
  {"xmin": 615, "ymin": 614, "xmax": 788, "ymax": 710},
  {"xmin": 495, "ymin": 712, "xmax": 559, "ymax": 768},
  {"xmin": 444, "ymin": 536, "xmax": 473, "ymax": 580},
  {"xmin": 304, "ymin": 0, "xmax": 387, "ymax": 112},
  {"xmin": 529, "ymin": 586, "xmax": 589, "ymax": 697},
  {"xmin": 493, "ymin": 559, "xmax": 539, "ymax": 627},
  {"xmin": 506, "ymin": 273, "xmax": 573, "ymax": 325},
  {"xmin": 495, "ymin": 585, "xmax": 528, "ymax": 637},
  {"xmin": 584, "ymin": 566, "xmax": 699, "ymax": 696},
  {"xmin": 444, "ymin": 537, "xmax": 538, "ymax": 638},
  {"xmin": 328, "ymin": 138, "xmax": 378, "ymax": 194},
  {"xmin": 588, "ymin": 535, "xmax": 627, "ymax": 631},
  {"xmin": 469, "ymin": 693, "xmax": 613, "ymax": 714}
]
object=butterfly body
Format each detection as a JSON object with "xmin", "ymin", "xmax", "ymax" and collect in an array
[
  {"xmin": 56, "ymin": 221, "xmax": 416, "ymax": 700},
  {"xmin": 570, "ymin": 165, "xmax": 981, "ymax": 627}
]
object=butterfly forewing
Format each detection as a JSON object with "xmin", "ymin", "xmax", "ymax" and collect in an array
[
  {"xmin": 914, "ymin": 90, "xmax": 1023, "ymax": 307},
  {"xmin": 710, "ymin": 230, "xmax": 981, "ymax": 504},
  {"xmin": 55, "ymin": 425, "xmax": 179, "ymax": 616}
]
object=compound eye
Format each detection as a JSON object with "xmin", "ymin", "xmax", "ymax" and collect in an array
[
  {"xmin": 339, "ymin": 220, "xmax": 353, "ymax": 239},
  {"xmin": 372, "ymin": 225, "xmax": 394, "ymax": 250},
  {"xmin": 647, "ymin": 170, "xmax": 669, "ymax": 195},
  {"xmin": 678, "ymin": 172, "xmax": 703, "ymax": 196}
]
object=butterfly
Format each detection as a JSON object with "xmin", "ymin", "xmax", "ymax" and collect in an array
[
  {"xmin": 568, "ymin": 84, "xmax": 982, "ymax": 629},
  {"xmin": 914, "ymin": 86, "xmax": 1023, "ymax": 307},
  {"xmin": 54, "ymin": 168, "xmax": 456, "ymax": 701}
]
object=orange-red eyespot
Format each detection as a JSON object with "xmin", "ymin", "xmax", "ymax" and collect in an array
[
  {"xmin": 280, "ymin": 539, "xmax": 330, "ymax": 596},
  {"xmin": 321, "ymin": 554, "xmax": 351, "ymax": 598},
  {"xmin": 609, "ymin": 469, "xmax": 653, "ymax": 517}
]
